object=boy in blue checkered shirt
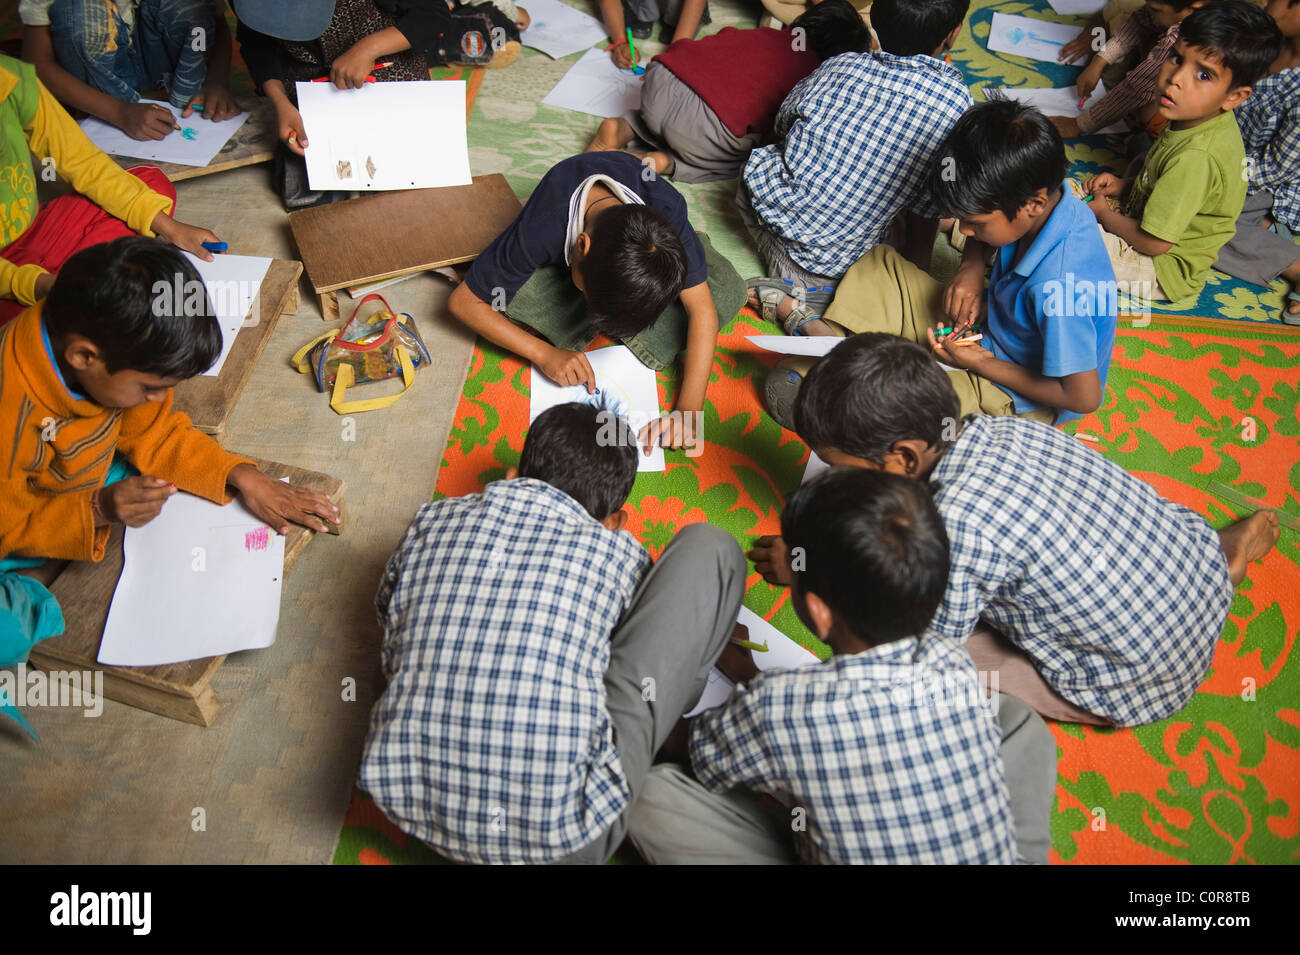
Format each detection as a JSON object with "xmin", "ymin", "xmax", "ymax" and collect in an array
[
  {"xmin": 628, "ymin": 467, "xmax": 1056, "ymax": 864},
  {"xmin": 753, "ymin": 334, "xmax": 1280, "ymax": 728},
  {"xmin": 360, "ymin": 402, "xmax": 746, "ymax": 864}
]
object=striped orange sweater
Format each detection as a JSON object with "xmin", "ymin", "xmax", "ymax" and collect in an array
[{"xmin": 0, "ymin": 303, "xmax": 254, "ymax": 562}]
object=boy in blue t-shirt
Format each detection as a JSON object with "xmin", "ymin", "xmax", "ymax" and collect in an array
[{"xmin": 764, "ymin": 100, "xmax": 1118, "ymax": 427}]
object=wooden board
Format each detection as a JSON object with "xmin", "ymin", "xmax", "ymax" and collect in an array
[
  {"xmin": 287, "ymin": 173, "xmax": 522, "ymax": 296},
  {"xmin": 172, "ymin": 259, "xmax": 301, "ymax": 437},
  {"xmin": 106, "ymin": 96, "xmax": 277, "ymax": 182},
  {"xmin": 29, "ymin": 459, "xmax": 345, "ymax": 727}
]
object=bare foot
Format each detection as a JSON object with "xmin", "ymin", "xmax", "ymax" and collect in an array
[
  {"xmin": 1219, "ymin": 510, "xmax": 1280, "ymax": 585},
  {"xmin": 586, "ymin": 116, "xmax": 633, "ymax": 153}
]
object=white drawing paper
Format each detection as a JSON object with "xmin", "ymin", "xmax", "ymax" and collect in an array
[
  {"xmin": 985, "ymin": 81, "xmax": 1126, "ymax": 134},
  {"xmin": 685, "ymin": 606, "xmax": 822, "ymax": 717},
  {"xmin": 521, "ymin": 0, "xmax": 610, "ymax": 59},
  {"xmin": 541, "ymin": 47, "xmax": 644, "ymax": 117},
  {"xmin": 99, "ymin": 491, "xmax": 286, "ymax": 666},
  {"xmin": 746, "ymin": 335, "xmax": 841, "ymax": 358},
  {"xmin": 78, "ymin": 99, "xmax": 250, "ymax": 166},
  {"xmin": 987, "ymin": 13, "xmax": 1084, "ymax": 64},
  {"xmin": 529, "ymin": 344, "xmax": 665, "ymax": 472},
  {"xmin": 1046, "ymin": 0, "xmax": 1108, "ymax": 15},
  {"xmin": 802, "ymin": 450, "xmax": 830, "ymax": 485},
  {"xmin": 179, "ymin": 252, "xmax": 273, "ymax": 377},
  {"xmin": 295, "ymin": 80, "xmax": 472, "ymax": 191}
]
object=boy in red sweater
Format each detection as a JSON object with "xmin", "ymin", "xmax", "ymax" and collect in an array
[{"xmin": 586, "ymin": 0, "xmax": 869, "ymax": 183}]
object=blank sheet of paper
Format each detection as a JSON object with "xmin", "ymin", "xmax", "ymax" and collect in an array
[
  {"xmin": 985, "ymin": 82, "xmax": 1126, "ymax": 134},
  {"xmin": 179, "ymin": 252, "xmax": 272, "ymax": 377},
  {"xmin": 522, "ymin": 0, "xmax": 610, "ymax": 59},
  {"xmin": 987, "ymin": 13, "xmax": 1083, "ymax": 63},
  {"xmin": 99, "ymin": 491, "xmax": 286, "ymax": 666},
  {"xmin": 529, "ymin": 345, "xmax": 665, "ymax": 471},
  {"xmin": 1047, "ymin": 0, "xmax": 1108, "ymax": 14},
  {"xmin": 78, "ymin": 100, "xmax": 249, "ymax": 166},
  {"xmin": 295, "ymin": 80, "xmax": 472, "ymax": 191},
  {"xmin": 685, "ymin": 606, "xmax": 822, "ymax": 717},
  {"xmin": 541, "ymin": 48, "xmax": 644, "ymax": 117}
]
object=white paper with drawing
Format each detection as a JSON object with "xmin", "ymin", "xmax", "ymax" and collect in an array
[
  {"xmin": 985, "ymin": 82, "xmax": 1126, "ymax": 134},
  {"xmin": 522, "ymin": 0, "xmax": 609, "ymax": 58},
  {"xmin": 1047, "ymin": 0, "xmax": 1108, "ymax": 14},
  {"xmin": 685, "ymin": 606, "xmax": 822, "ymax": 717},
  {"xmin": 529, "ymin": 345, "xmax": 665, "ymax": 471},
  {"xmin": 180, "ymin": 252, "xmax": 272, "ymax": 377},
  {"xmin": 987, "ymin": 13, "xmax": 1083, "ymax": 63},
  {"xmin": 98, "ymin": 491, "xmax": 286, "ymax": 666},
  {"xmin": 78, "ymin": 100, "xmax": 249, "ymax": 166},
  {"xmin": 542, "ymin": 48, "xmax": 644, "ymax": 117},
  {"xmin": 295, "ymin": 80, "xmax": 472, "ymax": 191}
]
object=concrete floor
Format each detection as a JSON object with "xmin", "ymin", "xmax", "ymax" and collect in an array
[{"xmin": 0, "ymin": 163, "xmax": 480, "ymax": 863}]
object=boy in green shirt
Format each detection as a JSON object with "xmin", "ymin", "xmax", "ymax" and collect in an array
[{"xmin": 1084, "ymin": 2, "xmax": 1281, "ymax": 305}]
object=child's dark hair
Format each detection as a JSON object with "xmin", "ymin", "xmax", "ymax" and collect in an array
[
  {"xmin": 871, "ymin": 0, "xmax": 970, "ymax": 57},
  {"xmin": 518, "ymin": 402, "xmax": 637, "ymax": 520},
  {"xmin": 782, "ymin": 467, "xmax": 950, "ymax": 646},
  {"xmin": 794, "ymin": 334, "xmax": 960, "ymax": 464},
  {"xmin": 792, "ymin": 0, "xmax": 871, "ymax": 60},
  {"xmin": 1178, "ymin": 1, "xmax": 1282, "ymax": 90},
  {"xmin": 43, "ymin": 237, "xmax": 221, "ymax": 379},
  {"xmin": 579, "ymin": 205, "xmax": 687, "ymax": 340},
  {"xmin": 929, "ymin": 99, "xmax": 1067, "ymax": 220}
]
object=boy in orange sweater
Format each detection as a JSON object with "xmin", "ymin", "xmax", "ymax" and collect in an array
[{"xmin": 0, "ymin": 237, "xmax": 339, "ymax": 570}]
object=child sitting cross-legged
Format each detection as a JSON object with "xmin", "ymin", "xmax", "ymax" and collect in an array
[
  {"xmin": 0, "ymin": 237, "xmax": 341, "ymax": 646},
  {"xmin": 629, "ymin": 467, "xmax": 1058, "ymax": 864},
  {"xmin": 360, "ymin": 402, "xmax": 747, "ymax": 864},
  {"xmin": 765, "ymin": 99, "xmax": 1118, "ymax": 428},
  {"xmin": 752, "ymin": 334, "xmax": 1281, "ymax": 728},
  {"xmin": 1084, "ymin": 1, "xmax": 1282, "ymax": 306}
]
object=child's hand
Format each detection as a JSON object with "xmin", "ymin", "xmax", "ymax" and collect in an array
[
  {"xmin": 638, "ymin": 411, "xmax": 696, "ymax": 454},
  {"xmin": 228, "ymin": 465, "xmax": 340, "ymax": 535},
  {"xmin": 151, "ymin": 214, "xmax": 222, "ymax": 262},
  {"xmin": 715, "ymin": 629, "xmax": 760, "ymax": 684},
  {"xmin": 944, "ymin": 263, "xmax": 985, "ymax": 328},
  {"xmin": 1085, "ymin": 172, "xmax": 1122, "ymax": 198},
  {"xmin": 275, "ymin": 102, "xmax": 309, "ymax": 155},
  {"xmin": 928, "ymin": 326, "xmax": 992, "ymax": 370},
  {"xmin": 610, "ymin": 41, "xmax": 636, "ymax": 70},
  {"xmin": 1058, "ymin": 33, "xmax": 1093, "ymax": 65},
  {"xmin": 1049, "ymin": 115, "xmax": 1082, "ymax": 139},
  {"xmin": 99, "ymin": 476, "xmax": 178, "ymax": 527},
  {"xmin": 331, "ymin": 44, "xmax": 378, "ymax": 89},
  {"xmin": 748, "ymin": 534, "xmax": 795, "ymax": 587},
  {"xmin": 117, "ymin": 101, "xmax": 176, "ymax": 141},
  {"xmin": 538, "ymin": 346, "xmax": 597, "ymax": 392},
  {"xmin": 33, "ymin": 271, "xmax": 54, "ymax": 301},
  {"xmin": 184, "ymin": 83, "xmax": 241, "ymax": 122}
]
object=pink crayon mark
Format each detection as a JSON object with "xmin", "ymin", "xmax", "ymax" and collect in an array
[{"xmin": 244, "ymin": 526, "xmax": 271, "ymax": 552}]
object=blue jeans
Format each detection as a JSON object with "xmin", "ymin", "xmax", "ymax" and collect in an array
[{"xmin": 48, "ymin": 0, "xmax": 216, "ymax": 109}]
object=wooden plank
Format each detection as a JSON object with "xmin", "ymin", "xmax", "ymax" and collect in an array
[
  {"xmin": 173, "ymin": 259, "xmax": 302, "ymax": 437},
  {"xmin": 30, "ymin": 459, "xmax": 345, "ymax": 727},
  {"xmin": 287, "ymin": 173, "xmax": 522, "ymax": 295},
  {"xmin": 105, "ymin": 96, "xmax": 277, "ymax": 183}
]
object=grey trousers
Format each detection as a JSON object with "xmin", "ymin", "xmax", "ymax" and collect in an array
[
  {"xmin": 627, "ymin": 694, "xmax": 1058, "ymax": 864},
  {"xmin": 736, "ymin": 179, "xmax": 841, "ymax": 288},
  {"xmin": 1214, "ymin": 190, "xmax": 1300, "ymax": 289},
  {"xmin": 626, "ymin": 62, "xmax": 763, "ymax": 184},
  {"xmin": 556, "ymin": 523, "xmax": 746, "ymax": 863}
]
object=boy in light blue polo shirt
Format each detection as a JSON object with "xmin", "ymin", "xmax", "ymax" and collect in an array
[{"xmin": 764, "ymin": 100, "xmax": 1118, "ymax": 427}]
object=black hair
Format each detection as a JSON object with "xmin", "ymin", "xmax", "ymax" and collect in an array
[
  {"xmin": 579, "ymin": 204, "xmax": 687, "ymax": 340},
  {"xmin": 43, "ymin": 236, "xmax": 221, "ymax": 379},
  {"xmin": 781, "ymin": 467, "xmax": 950, "ymax": 646},
  {"xmin": 871, "ymin": 0, "xmax": 970, "ymax": 57},
  {"xmin": 518, "ymin": 402, "xmax": 637, "ymax": 520},
  {"xmin": 929, "ymin": 98, "xmax": 1067, "ymax": 220},
  {"xmin": 1177, "ymin": 1, "xmax": 1283, "ymax": 89},
  {"xmin": 794, "ymin": 334, "xmax": 960, "ymax": 464},
  {"xmin": 792, "ymin": 0, "xmax": 871, "ymax": 60}
]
